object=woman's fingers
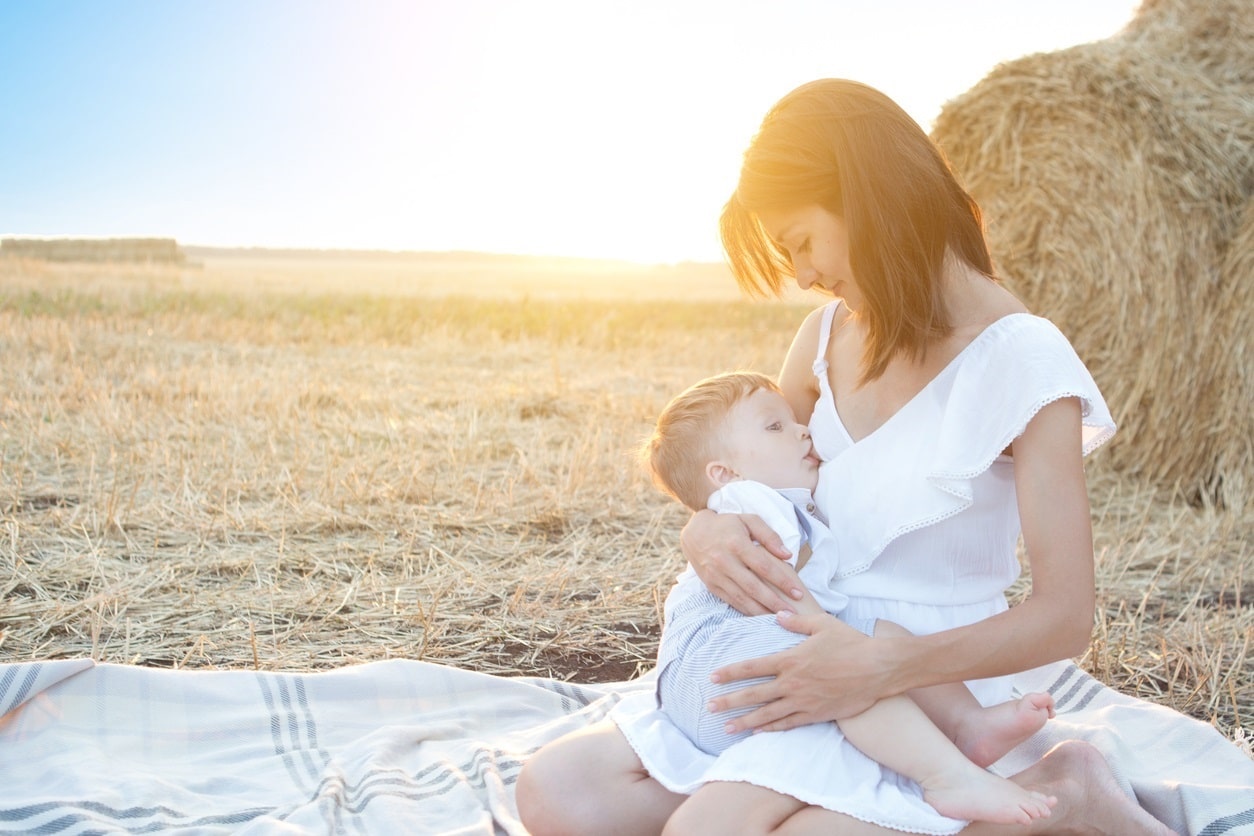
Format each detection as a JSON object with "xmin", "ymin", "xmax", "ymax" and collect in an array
[
  {"xmin": 706, "ymin": 614, "xmax": 885, "ymax": 732},
  {"xmin": 726, "ymin": 570, "xmax": 793, "ymax": 617},
  {"xmin": 682, "ymin": 512, "xmax": 800, "ymax": 615},
  {"xmin": 709, "ymin": 665, "xmax": 780, "ymax": 703},
  {"xmin": 710, "ymin": 612, "xmax": 824, "ymax": 687},
  {"xmin": 706, "ymin": 559, "xmax": 776, "ymax": 617},
  {"xmin": 725, "ymin": 700, "xmax": 800, "ymax": 735},
  {"xmin": 733, "ymin": 705, "xmax": 810, "ymax": 734},
  {"xmin": 707, "ymin": 673, "xmax": 817, "ymax": 733},
  {"xmin": 732, "ymin": 533, "xmax": 804, "ymax": 614},
  {"xmin": 740, "ymin": 515, "xmax": 804, "ymax": 603},
  {"xmin": 740, "ymin": 514, "xmax": 792, "ymax": 561}
]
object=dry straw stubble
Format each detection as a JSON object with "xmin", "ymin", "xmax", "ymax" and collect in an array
[{"xmin": 0, "ymin": 255, "xmax": 1248, "ymax": 747}]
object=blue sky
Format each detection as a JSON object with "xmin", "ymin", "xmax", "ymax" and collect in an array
[{"xmin": 0, "ymin": 0, "xmax": 1141, "ymax": 263}]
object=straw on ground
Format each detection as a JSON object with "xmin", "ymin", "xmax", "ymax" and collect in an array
[{"xmin": 0, "ymin": 255, "xmax": 1248, "ymax": 748}]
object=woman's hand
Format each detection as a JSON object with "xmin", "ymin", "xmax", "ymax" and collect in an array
[
  {"xmin": 707, "ymin": 612, "xmax": 897, "ymax": 731},
  {"xmin": 681, "ymin": 510, "xmax": 803, "ymax": 616}
]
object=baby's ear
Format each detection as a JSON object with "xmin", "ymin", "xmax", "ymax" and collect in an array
[{"xmin": 705, "ymin": 461, "xmax": 739, "ymax": 487}]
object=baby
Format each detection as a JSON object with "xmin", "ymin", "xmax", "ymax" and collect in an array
[{"xmin": 644, "ymin": 371, "xmax": 1057, "ymax": 825}]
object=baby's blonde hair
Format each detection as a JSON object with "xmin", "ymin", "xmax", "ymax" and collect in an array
[{"xmin": 644, "ymin": 371, "xmax": 780, "ymax": 512}]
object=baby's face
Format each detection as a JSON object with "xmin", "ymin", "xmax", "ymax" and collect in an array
[{"xmin": 718, "ymin": 388, "xmax": 821, "ymax": 491}]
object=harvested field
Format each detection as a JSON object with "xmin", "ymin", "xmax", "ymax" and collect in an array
[{"xmin": 0, "ymin": 253, "xmax": 1249, "ymax": 750}]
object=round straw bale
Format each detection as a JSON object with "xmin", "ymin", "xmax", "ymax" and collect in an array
[
  {"xmin": 930, "ymin": 0, "xmax": 1254, "ymax": 507},
  {"xmin": 1211, "ymin": 198, "xmax": 1254, "ymax": 504},
  {"xmin": 1121, "ymin": 0, "xmax": 1254, "ymax": 87}
]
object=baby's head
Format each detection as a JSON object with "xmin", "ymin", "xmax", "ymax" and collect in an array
[{"xmin": 645, "ymin": 371, "xmax": 821, "ymax": 512}]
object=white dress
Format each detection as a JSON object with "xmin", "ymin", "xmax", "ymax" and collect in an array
[{"xmin": 610, "ymin": 303, "xmax": 1116, "ymax": 834}]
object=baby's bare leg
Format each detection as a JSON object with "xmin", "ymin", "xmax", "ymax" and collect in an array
[
  {"xmin": 838, "ymin": 694, "xmax": 1055, "ymax": 824},
  {"xmin": 873, "ymin": 620, "xmax": 1054, "ymax": 767}
]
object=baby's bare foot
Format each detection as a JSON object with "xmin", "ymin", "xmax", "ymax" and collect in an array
[
  {"xmin": 957, "ymin": 691, "xmax": 1055, "ymax": 767},
  {"xmin": 922, "ymin": 764, "xmax": 1055, "ymax": 825}
]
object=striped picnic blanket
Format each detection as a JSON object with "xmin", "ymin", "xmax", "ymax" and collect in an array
[{"xmin": 0, "ymin": 658, "xmax": 1249, "ymax": 834}]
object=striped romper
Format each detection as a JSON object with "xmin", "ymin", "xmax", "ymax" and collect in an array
[{"xmin": 655, "ymin": 480, "xmax": 853, "ymax": 755}]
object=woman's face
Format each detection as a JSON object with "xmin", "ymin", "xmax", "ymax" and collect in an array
[{"xmin": 757, "ymin": 205, "xmax": 862, "ymax": 310}]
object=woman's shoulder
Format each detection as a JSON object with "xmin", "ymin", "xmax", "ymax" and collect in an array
[
  {"xmin": 952, "ymin": 279, "xmax": 1028, "ymax": 339},
  {"xmin": 973, "ymin": 311, "xmax": 1079, "ymax": 357},
  {"xmin": 793, "ymin": 301, "xmax": 852, "ymax": 357},
  {"xmin": 955, "ymin": 281, "xmax": 1073, "ymax": 358},
  {"xmin": 782, "ymin": 301, "xmax": 841, "ymax": 361},
  {"xmin": 797, "ymin": 299, "xmax": 848, "ymax": 334}
]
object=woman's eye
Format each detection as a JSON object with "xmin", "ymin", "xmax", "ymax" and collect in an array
[{"xmin": 798, "ymin": 238, "xmax": 811, "ymax": 255}]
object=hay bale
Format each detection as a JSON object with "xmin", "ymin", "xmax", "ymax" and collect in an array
[
  {"xmin": 1211, "ymin": 199, "xmax": 1254, "ymax": 504},
  {"xmin": 931, "ymin": 0, "xmax": 1254, "ymax": 507},
  {"xmin": 1121, "ymin": 0, "xmax": 1254, "ymax": 87}
]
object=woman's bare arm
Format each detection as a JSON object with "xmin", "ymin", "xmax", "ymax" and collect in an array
[
  {"xmin": 777, "ymin": 305, "xmax": 826, "ymax": 426},
  {"xmin": 709, "ymin": 397, "xmax": 1097, "ymax": 730}
]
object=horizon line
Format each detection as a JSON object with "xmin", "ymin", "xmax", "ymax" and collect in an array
[{"xmin": 0, "ymin": 235, "xmax": 727, "ymax": 269}]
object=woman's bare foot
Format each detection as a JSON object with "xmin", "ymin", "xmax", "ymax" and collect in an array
[
  {"xmin": 956, "ymin": 692, "xmax": 1055, "ymax": 768},
  {"xmin": 1010, "ymin": 740, "xmax": 1178, "ymax": 834},
  {"xmin": 921, "ymin": 762, "xmax": 1055, "ymax": 825}
]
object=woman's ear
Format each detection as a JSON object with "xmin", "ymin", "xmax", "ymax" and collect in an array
[{"xmin": 706, "ymin": 461, "xmax": 739, "ymax": 487}]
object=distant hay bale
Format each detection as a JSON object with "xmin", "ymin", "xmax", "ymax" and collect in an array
[
  {"xmin": 0, "ymin": 237, "xmax": 186, "ymax": 265},
  {"xmin": 931, "ymin": 0, "xmax": 1254, "ymax": 507}
]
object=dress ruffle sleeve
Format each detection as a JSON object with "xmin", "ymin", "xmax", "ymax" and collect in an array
[
  {"xmin": 930, "ymin": 315, "xmax": 1116, "ymax": 478},
  {"xmin": 816, "ymin": 314, "xmax": 1116, "ymax": 580}
]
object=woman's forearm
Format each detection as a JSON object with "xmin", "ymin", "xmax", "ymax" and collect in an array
[
  {"xmin": 708, "ymin": 580, "xmax": 1093, "ymax": 732},
  {"xmin": 880, "ymin": 590, "xmax": 1093, "ymax": 696}
]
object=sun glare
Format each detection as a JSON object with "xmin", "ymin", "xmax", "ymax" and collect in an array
[{"xmin": 1, "ymin": 1, "xmax": 1143, "ymax": 265}]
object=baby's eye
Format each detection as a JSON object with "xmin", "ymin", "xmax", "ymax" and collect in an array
[{"xmin": 766, "ymin": 421, "xmax": 783, "ymax": 432}]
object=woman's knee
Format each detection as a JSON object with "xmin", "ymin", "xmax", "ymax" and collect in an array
[
  {"xmin": 516, "ymin": 736, "xmax": 595, "ymax": 836},
  {"xmin": 516, "ymin": 720, "xmax": 670, "ymax": 835}
]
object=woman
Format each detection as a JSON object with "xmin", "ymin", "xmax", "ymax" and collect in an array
[{"xmin": 517, "ymin": 79, "xmax": 1174, "ymax": 835}]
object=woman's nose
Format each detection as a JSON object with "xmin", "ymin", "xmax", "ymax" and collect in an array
[{"xmin": 793, "ymin": 259, "xmax": 817, "ymax": 290}]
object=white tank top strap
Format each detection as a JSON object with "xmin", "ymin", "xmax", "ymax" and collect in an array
[
  {"xmin": 808, "ymin": 300, "xmax": 850, "ymax": 459},
  {"xmin": 812, "ymin": 300, "xmax": 842, "ymax": 377}
]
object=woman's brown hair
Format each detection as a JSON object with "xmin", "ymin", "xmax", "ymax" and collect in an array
[{"xmin": 720, "ymin": 79, "xmax": 994, "ymax": 383}]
